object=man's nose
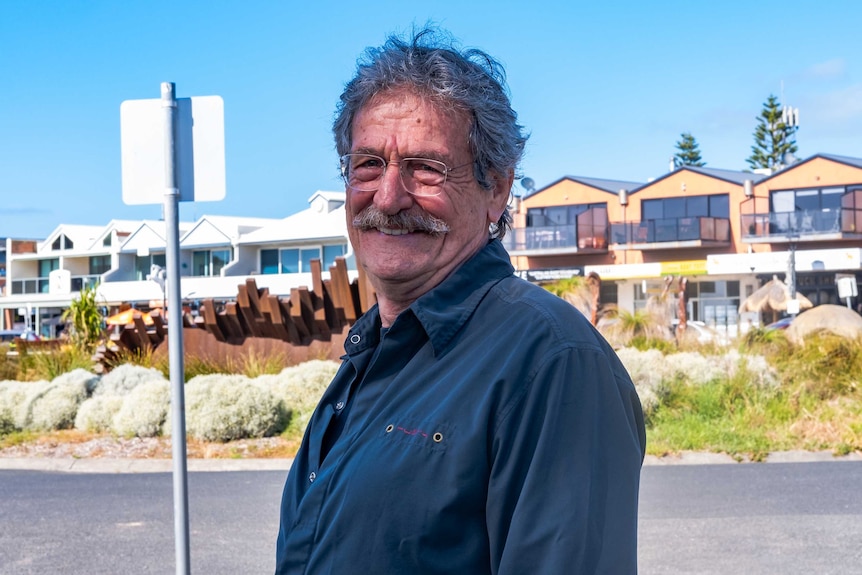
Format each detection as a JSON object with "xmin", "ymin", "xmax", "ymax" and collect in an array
[{"xmin": 373, "ymin": 163, "xmax": 413, "ymax": 215}]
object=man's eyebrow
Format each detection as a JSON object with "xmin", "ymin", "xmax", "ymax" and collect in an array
[{"xmin": 349, "ymin": 147, "xmax": 453, "ymax": 164}]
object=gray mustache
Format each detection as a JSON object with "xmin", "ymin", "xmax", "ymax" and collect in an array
[{"xmin": 352, "ymin": 207, "xmax": 450, "ymax": 237}]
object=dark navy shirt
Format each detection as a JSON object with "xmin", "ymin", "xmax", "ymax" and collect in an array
[{"xmin": 275, "ymin": 240, "xmax": 646, "ymax": 574}]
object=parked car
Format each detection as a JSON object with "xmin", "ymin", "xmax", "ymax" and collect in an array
[
  {"xmin": 0, "ymin": 329, "xmax": 40, "ymax": 343},
  {"xmin": 672, "ymin": 320, "xmax": 729, "ymax": 345},
  {"xmin": 765, "ymin": 317, "xmax": 794, "ymax": 331}
]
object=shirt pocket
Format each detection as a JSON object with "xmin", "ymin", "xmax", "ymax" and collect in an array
[{"xmin": 378, "ymin": 417, "xmax": 452, "ymax": 455}]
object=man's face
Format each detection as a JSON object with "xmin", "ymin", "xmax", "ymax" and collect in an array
[{"xmin": 346, "ymin": 89, "xmax": 509, "ymax": 297}]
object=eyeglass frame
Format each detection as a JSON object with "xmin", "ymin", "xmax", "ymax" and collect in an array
[{"xmin": 339, "ymin": 153, "xmax": 474, "ymax": 197}]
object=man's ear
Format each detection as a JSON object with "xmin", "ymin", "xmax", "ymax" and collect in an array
[{"xmin": 487, "ymin": 169, "xmax": 515, "ymax": 224}]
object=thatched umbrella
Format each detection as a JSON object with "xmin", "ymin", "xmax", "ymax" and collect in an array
[{"xmin": 738, "ymin": 275, "xmax": 813, "ymax": 323}]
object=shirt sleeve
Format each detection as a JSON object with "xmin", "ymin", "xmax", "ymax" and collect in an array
[{"xmin": 486, "ymin": 344, "xmax": 646, "ymax": 575}]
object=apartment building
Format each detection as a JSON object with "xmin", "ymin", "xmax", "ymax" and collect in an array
[
  {"xmin": 0, "ymin": 191, "xmax": 354, "ymax": 335},
  {"xmin": 506, "ymin": 153, "xmax": 862, "ymax": 335}
]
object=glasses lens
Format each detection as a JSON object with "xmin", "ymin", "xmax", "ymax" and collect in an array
[
  {"xmin": 401, "ymin": 158, "xmax": 447, "ymax": 196},
  {"xmin": 342, "ymin": 154, "xmax": 384, "ymax": 191}
]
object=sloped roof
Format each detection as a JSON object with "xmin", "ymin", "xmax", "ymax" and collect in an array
[
  {"xmin": 524, "ymin": 176, "xmax": 643, "ymax": 199},
  {"xmin": 38, "ymin": 224, "xmax": 104, "ymax": 255},
  {"xmin": 180, "ymin": 215, "xmax": 280, "ymax": 248},
  {"xmin": 238, "ymin": 204, "xmax": 348, "ymax": 245}
]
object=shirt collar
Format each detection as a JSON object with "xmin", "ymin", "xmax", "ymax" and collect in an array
[
  {"xmin": 343, "ymin": 240, "xmax": 514, "ymax": 358},
  {"xmin": 411, "ymin": 239, "xmax": 514, "ymax": 356}
]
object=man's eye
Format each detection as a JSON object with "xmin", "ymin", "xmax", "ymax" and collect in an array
[
  {"xmin": 410, "ymin": 160, "xmax": 445, "ymax": 175},
  {"xmin": 355, "ymin": 157, "xmax": 383, "ymax": 170}
]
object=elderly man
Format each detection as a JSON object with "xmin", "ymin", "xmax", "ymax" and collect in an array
[{"xmin": 275, "ymin": 28, "xmax": 645, "ymax": 575}]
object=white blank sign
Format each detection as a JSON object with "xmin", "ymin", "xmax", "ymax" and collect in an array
[{"xmin": 120, "ymin": 95, "xmax": 225, "ymax": 205}]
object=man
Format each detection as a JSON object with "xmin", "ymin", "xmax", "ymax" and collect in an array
[{"xmin": 276, "ymin": 28, "xmax": 645, "ymax": 574}]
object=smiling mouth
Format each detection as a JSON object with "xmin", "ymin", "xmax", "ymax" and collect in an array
[{"xmin": 377, "ymin": 227, "xmax": 419, "ymax": 236}]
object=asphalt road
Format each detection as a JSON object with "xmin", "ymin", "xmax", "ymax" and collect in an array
[{"xmin": 1, "ymin": 461, "xmax": 860, "ymax": 574}]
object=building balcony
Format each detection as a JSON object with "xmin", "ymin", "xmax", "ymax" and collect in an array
[
  {"xmin": 502, "ymin": 224, "xmax": 607, "ymax": 256},
  {"xmin": 740, "ymin": 208, "xmax": 862, "ymax": 244},
  {"xmin": 610, "ymin": 217, "xmax": 731, "ymax": 250}
]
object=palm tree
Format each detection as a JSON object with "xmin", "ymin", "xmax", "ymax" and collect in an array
[{"xmin": 61, "ymin": 283, "xmax": 105, "ymax": 352}]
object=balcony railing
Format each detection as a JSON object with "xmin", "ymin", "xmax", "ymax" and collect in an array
[
  {"xmin": 741, "ymin": 208, "xmax": 862, "ymax": 240},
  {"xmin": 502, "ymin": 224, "xmax": 607, "ymax": 253},
  {"xmin": 611, "ymin": 216, "xmax": 730, "ymax": 245}
]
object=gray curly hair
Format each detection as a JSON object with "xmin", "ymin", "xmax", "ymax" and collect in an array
[{"xmin": 333, "ymin": 27, "xmax": 528, "ymax": 239}]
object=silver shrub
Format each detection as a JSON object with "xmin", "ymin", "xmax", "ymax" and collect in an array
[
  {"xmin": 16, "ymin": 379, "xmax": 88, "ymax": 431},
  {"xmin": 268, "ymin": 360, "xmax": 339, "ymax": 434},
  {"xmin": 52, "ymin": 368, "xmax": 101, "ymax": 396},
  {"xmin": 616, "ymin": 347, "xmax": 779, "ymax": 417},
  {"xmin": 182, "ymin": 374, "xmax": 287, "ymax": 442},
  {"xmin": 75, "ymin": 395, "xmax": 125, "ymax": 432},
  {"xmin": 0, "ymin": 380, "xmax": 30, "ymax": 433},
  {"xmin": 113, "ymin": 380, "xmax": 171, "ymax": 438},
  {"xmin": 95, "ymin": 364, "xmax": 166, "ymax": 396}
]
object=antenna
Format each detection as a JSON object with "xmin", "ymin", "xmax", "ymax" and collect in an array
[{"xmin": 520, "ymin": 177, "xmax": 535, "ymax": 194}]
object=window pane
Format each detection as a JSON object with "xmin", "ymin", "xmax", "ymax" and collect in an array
[
  {"xmin": 323, "ymin": 244, "xmax": 345, "ymax": 269},
  {"xmin": 795, "ymin": 189, "xmax": 819, "ymax": 212},
  {"xmin": 642, "ymin": 199, "xmax": 663, "ymax": 221},
  {"xmin": 261, "ymin": 249, "xmax": 279, "ymax": 274},
  {"xmin": 709, "ymin": 194, "xmax": 730, "ymax": 218},
  {"xmin": 545, "ymin": 207, "xmax": 568, "ymax": 225},
  {"xmin": 39, "ymin": 258, "xmax": 59, "ymax": 277},
  {"xmin": 821, "ymin": 187, "xmax": 843, "ymax": 211},
  {"xmin": 212, "ymin": 249, "xmax": 230, "ymax": 276},
  {"xmin": 90, "ymin": 255, "xmax": 111, "ymax": 275},
  {"xmin": 193, "ymin": 251, "xmax": 209, "ymax": 276},
  {"xmin": 687, "ymin": 196, "xmax": 708, "ymax": 217},
  {"xmin": 300, "ymin": 248, "xmax": 321, "ymax": 273},
  {"xmin": 281, "ymin": 249, "xmax": 299, "ymax": 273},
  {"xmin": 771, "ymin": 190, "xmax": 795, "ymax": 212},
  {"xmin": 664, "ymin": 197, "xmax": 686, "ymax": 219},
  {"xmin": 153, "ymin": 253, "xmax": 166, "ymax": 267}
]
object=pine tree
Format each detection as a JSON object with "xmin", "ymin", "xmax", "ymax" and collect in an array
[
  {"xmin": 673, "ymin": 132, "xmax": 705, "ymax": 168},
  {"xmin": 746, "ymin": 94, "xmax": 798, "ymax": 171}
]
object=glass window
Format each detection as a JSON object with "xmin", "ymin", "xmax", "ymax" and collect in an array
[
  {"xmin": 193, "ymin": 251, "xmax": 209, "ymax": 276},
  {"xmin": 663, "ymin": 197, "xmax": 686, "ymax": 219},
  {"xmin": 323, "ymin": 244, "xmax": 346, "ymax": 269},
  {"xmin": 795, "ymin": 189, "xmax": 819, "ymax": 212},
  {"xmin": 642, "ymin": 199, "xmax": 663, "ymax": 221},
  {"xmin": 771, "ymin": 190, "xmax": 795, "ymax": 213},
  {"xmin": 545, "ymin": 207, "xmax": 568, "ymax": 225},
  {"xmin": 261, "ymin": 249, "xmax": 279, "ymax": 274},
  {"xmin": 687, "ymin": 196, "xmax": 708, "ymax": 217},
  {"xmin": 212, "ymin": 249, "xmax": 230, "ymax": 276},
  {"xmin": 300, "ymin": 248, "xmax": 321, "ymax": 272},
  {"xmin": 280, "ymin": 249, "xmax": 299, "ymax": 273},
  {"xmin": 89, "ymin": 255, "xmax": 111, "ymax": 275},
  {"xmin": 103, "ymin": 235, "xmax": 112, "ymax": 247},
  {"xmin": 821, "ymin": 187, "xmax": 843, "ymax": 211},
  {"xmin": 135, "ymin": 254, "xmax": 166, "ymax": 281},
  {"xmin": 709, "ymin": 195, "xmax": 729, "ymax": 218},
  {"xmin": 39, "ymin": 258, "xmax": 59, "ymax": 277}
]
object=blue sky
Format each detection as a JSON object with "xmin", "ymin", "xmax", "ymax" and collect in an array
[{"xmin": 3, "ymin": 1, "xmax": 862, "ymax": 239}]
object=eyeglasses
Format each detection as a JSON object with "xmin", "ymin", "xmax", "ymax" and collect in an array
[{"xmin": 339, "ymin": 153, "xmax": 472, "ymax": 197}]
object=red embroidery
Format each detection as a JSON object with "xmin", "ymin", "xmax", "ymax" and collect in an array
[{"xmin": 396, "ymin": 426, "xmax": 428, "ymax": 437}]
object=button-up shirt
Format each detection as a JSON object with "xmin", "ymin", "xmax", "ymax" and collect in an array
[{"xmin": 276, "ymin": 240, "xmax": 646, "ymax": 574}]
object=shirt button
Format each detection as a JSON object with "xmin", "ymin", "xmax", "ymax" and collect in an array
[
  {"xmin": 335, "ymin": 401, "xmax": 345, "ymax": 411},
  {"xmin": 350, "ymin": 334, "xmax": 361, "ymax": 344},
  {"xmin": 308, "ymin": 471, "xmax": 316, "ymax": 483}
]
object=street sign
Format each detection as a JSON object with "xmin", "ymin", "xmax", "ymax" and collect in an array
[{"xmin": 120, "ymin": 95, "xmax": 225, "ymax": 205}]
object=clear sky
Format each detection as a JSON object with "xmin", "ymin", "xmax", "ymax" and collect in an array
[{"xmin": 2, "ymin": 1, "xmax": 861, "ymax": 239}]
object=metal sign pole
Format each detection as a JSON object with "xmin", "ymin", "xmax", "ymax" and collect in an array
[{"xmin": 162, "ymin": 81, "xmax": 191, "ymax": 575}]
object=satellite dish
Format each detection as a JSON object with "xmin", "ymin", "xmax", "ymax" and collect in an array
[
  {"xmin": 520, "ymin": 177, "xmax": 535, "ymax": 193},
  {"xmin": 782, "ymin": 152, "xmax": 798, "ymax": 166}
]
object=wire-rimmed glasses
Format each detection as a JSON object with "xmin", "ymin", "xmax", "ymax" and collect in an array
[{"xmin": 340, "ymin": 153, "xmax": 472, "ymax": 197}]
